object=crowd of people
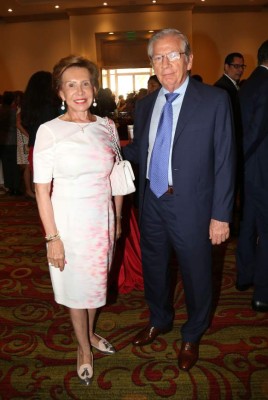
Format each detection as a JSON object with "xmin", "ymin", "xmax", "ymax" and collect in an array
[{"xmin": 0, "ymin": 28, "xmax": 267, "ymax": 385}]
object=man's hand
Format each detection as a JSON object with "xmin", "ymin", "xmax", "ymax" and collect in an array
[{"xmin": 209, "ymin": 219, "xmax": 230, "ymax": 245}]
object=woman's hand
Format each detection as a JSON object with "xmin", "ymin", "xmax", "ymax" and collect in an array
[{"xmin": 47, "ymin": 239, "xmax": 66, "ymax": 271}]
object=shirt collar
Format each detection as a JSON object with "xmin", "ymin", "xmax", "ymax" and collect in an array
[
  {"xmin": 224, "ymin": 73, "xmax": 239, "ymax": 87},
  {"xmin": 162, "ymin": 75, "xmax": 189, "ymax": 97}
]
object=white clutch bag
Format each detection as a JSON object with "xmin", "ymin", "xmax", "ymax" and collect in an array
[
  {"xmin": 110, "ymin": 159, "xmax": 136, "ymax": 196},
  {"xmin": 105, "ymin": 117, "xmax": 136, "ymax": 196}
]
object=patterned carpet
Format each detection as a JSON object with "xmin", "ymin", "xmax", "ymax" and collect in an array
[{"xmin": 0, "ymin": 195, "xmax": 268, "ymax": 400}]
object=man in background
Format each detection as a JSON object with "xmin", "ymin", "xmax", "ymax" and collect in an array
[
  {"xmin": 214, "ymin": 52, "xmax": 246, "ymax": 234},
  {"xmin": 214, "ymin": 52, "xmax": 245, "ymax": 102},
  {"xmin": 147, "ymin": 74, "xmax": 161, "ymax": 94},
  {"xmin": 236, "ymin": 40, "xmax": 268, "ymax": 312}
]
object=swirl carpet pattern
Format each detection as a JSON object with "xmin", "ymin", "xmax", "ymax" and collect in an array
[{"xmin": 0, "ymin": 196, "xmax": 268, "ymax": 400}]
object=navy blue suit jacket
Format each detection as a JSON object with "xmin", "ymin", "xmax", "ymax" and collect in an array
[
  {"xmin": 238, "ymin": 66, "xmax": 268, "ymax": 189},
  {"xmin": 123, "ymin": 78, "xmax": 235, "ymax": 237}
]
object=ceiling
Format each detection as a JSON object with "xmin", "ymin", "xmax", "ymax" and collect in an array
[{"xmin": 0, "ymin": 0, "xmax": 267, "ymax": 22}]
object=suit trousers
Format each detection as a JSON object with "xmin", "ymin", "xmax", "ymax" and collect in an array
[
  {"xmin": 140, "ymin": 182, "xmax": 212, "ymax": 343},
  {"xmin": 236, "ymin": 181, "xmax": 268, "ymax": 301}
]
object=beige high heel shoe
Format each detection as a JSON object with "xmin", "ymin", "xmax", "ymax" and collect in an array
[
  {"xmin": 91, "ymin": 333, "xmax": 116, "ymax": 355},
  {"xmin": 77, "ymin": 349, "xmax": 93, "ymax": 385}
]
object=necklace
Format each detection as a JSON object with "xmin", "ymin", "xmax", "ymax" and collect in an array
[
  {"xmin": 75, "ymin": 122, "xmax": 92, "ymax": 133},
  {"xmin": 62, "ymin": 113, "xmax": 95, "ymax": 132}
]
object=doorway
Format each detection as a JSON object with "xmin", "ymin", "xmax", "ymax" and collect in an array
[{"xmin": 102, "ymin": 67, "xmax": 154, "ymax": 100}]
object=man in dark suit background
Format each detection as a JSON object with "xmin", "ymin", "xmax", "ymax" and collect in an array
[
  {"xmin": 236, "ymin": 40, "xmax": 268, "ymax": 312},
  {"xmin": 123, "ymin": 29, "xmax": 235, "ymax": 371},
  {"xmin": 214, "ymin": 53, "xmax": 245, "ymax": 234},
  {"xmin": 214, "ymin": 52, "xmax": 245, "ymax": 104}
]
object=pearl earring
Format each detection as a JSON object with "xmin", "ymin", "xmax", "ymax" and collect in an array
[
  {"xmin": 61, "ymin": 100, "xmax": 65, "ymax": 111},
  {"xmin": 92, "ymin": 98, "xmax": 97, "ymax": 107}
]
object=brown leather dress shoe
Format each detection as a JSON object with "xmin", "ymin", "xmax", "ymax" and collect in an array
[
  {"xmin": 132, "ymin": 325, "xmax": 171, "ymax": 346},
  {"xmin": 178, "ymin": 341, "xmax": 199, "ymax": 371}
]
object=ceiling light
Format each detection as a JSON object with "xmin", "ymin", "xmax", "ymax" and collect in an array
[
  {"xmin": 148, "ymin": 30, "xmax": 154, "ymax": 33},
  {"xmin": 109, "ymin": 32, "xmax": 114, "ymax": 35},
  {"xmin": 55, "ymin": 5, "xmax": 60, "ymax": 9},
  {"xmin": 8, "ymin": 8, "xmax": 13, "ymax": 12},
  {"xmin": 152, "ymin": 0, "xmax": 156, "ymax": 3},
  {"xmin": 103, "ymin": 2, "xmax": 108, "ymax": 5}
]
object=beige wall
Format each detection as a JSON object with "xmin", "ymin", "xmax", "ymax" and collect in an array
[
  {"xmin": 0, "ymin": 19, "xmax": 70, "ymax": 92},
  {"xmin": 69, "ymin": 11, "xmax": 192, "ymax": 61},
  {"xmin": 0, "ymin": 9, "xmax": 267, "ymax": 93}
]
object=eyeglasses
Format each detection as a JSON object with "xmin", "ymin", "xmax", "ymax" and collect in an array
[
  {"xmin": 229, "ymin": 63, "xmax": 246, "ymax": 70},
  {"xmin": 151, "ymin": 51, "xmax": 185, "ymax": 64}
]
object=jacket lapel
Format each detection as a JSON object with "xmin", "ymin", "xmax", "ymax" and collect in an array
[{"xmin": 173, "ymin": 79, "xmax": 202, "ymax": 146}]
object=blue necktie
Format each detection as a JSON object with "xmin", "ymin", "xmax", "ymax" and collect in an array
[{"xmin": 149, "ymin": 92, "xmax": 179, "ymax": 198}]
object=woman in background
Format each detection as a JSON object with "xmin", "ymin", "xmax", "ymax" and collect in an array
[
  {"xmin": 33, "ymin": 55, "xmax": 123, "ymax": 385},
  {"xmin": 21, "ymin": 71, "xmax": 59, "ymax": 172},
  {"xmin": 15, "ymin": 91, "xmax": 35, "ymax": 199}
]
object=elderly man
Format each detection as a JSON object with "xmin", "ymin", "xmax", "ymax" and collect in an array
[{"xmin": 123, "ymin": 29, "xmax": 235, "ymax": 371}]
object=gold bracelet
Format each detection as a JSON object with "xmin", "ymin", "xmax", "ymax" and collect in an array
[
  {"xmin": 47, "ymin": 236, "xmax": 61, "ymax": 243},
  {"xmin": 45, "ymin": 231, "xmax": 60, "ymax": 242}
]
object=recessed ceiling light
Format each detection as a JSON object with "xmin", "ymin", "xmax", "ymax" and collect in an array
[
  {"xmin": 109, "ymin": 32, "xmax": 114, "ymax": 35},
  {"xmin": 148, "ymin": 30, "xmax": 154, "ymax": 33},
  {"xmin": 55, "ymin": 5, "xmax": 60, "ymax": 9},
  {"xmin": 152, "ymin": 0, "xmax": 156, "ymax": 3},
  {"xmin": 8, "ymin": 8, "xmax": 13, "ymax": 12},
  {"xmin": 103, "ymin": 2, "xmax": 108, "ymax": 5}
]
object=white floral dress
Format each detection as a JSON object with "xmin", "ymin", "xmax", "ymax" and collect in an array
[{"xmin": 33, "ymin": 116, "xmax": 117, "ymax": 309}]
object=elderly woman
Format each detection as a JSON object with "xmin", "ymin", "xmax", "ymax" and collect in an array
[{"xmin": 33, "ymin": 55, "xmax": 123, "ymax": 385}]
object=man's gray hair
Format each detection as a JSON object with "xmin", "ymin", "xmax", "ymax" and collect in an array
[{"xmin": 147, "ymin": 29, "xmax": 192, "ymax": 61}]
